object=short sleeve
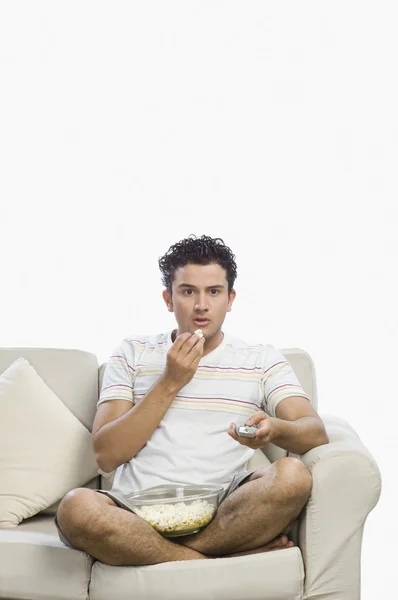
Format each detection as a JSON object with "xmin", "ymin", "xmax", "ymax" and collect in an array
[
  {"xmin": 261, "ymin": 347, "xmax": 310, "ymax": 417},
  {"xmin": 98, "ymin": 339, "xmax": 136, "ymax": 407}
]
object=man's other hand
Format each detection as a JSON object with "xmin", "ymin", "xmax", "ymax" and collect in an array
[{"xmin": 228, "ymin": 411, "xmax": 277, "ymax": 449}]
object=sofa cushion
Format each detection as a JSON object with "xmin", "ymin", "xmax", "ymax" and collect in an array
[
  {"xmin": 41, "ymin": 475, "xmax": 101, "ymax": 515},
  {"xmin": 0, "ymin": 357, "xmax": 99, "ymax": 527},
  {"xmin": 89, "ymin": 547, "xmax": 304, "ymax": 600},
  {"xmin": 0, "ymin": 347, "xmax": 100, "ymax": 430},
  {"xmin": 0, "ymin": 514, "xmax": 93, "ymax": 600},
  {"xmin": 0, "ymin": 347, "xmax": 102, "ymax": 516}
]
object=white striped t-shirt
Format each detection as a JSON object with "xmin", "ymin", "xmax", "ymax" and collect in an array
[{"xmin": 98, "ymin": 330, "xmax": 310, "ymax": 495}]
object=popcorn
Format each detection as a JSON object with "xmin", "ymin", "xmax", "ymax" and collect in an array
[
  {"xmin": 133, "ymin": 500, "xmax": 215, "ymax": 534},
  {"xmin": 194, "ymin": 329, "xmax": 204, "ymax": 338}
]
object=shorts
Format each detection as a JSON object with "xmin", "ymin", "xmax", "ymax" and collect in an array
[{"xmin": 54, "ymin": 470, "xmax": 256, "ymax": 549}]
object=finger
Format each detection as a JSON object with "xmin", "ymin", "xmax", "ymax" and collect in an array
[
  {"xmin": 228, "ymin": 422, "xmax": 237, "ymax": 435},
  {"xmin": 175, "ymin": 332, "xmax": 202, "ymax": 357},
  {"xmin": 254, "ymin": 426, "xmax": 271, "ymax": 444},
  {"xmin": 228, "ymin": 423, "xmax": 252, "ymax": 446},
  {"xmin": 172, "ymin": 332, "xmax": 193, "ymax": 351},
  {"xmin": 188, "ymin": 336, "xmax": 205, "ymax": 366},
  {"xmin": 245, "ymin": 411, "xmax": 268, "ymax": 426},
  {"xmin": 228, "ymin": 422, "xmax": 238, "ymax": 438},
  {"xmin": 255, "ymin": 419, "xmax": 270, "ymax": 434},
  {"xmin": 187, "ymin": 332, "xmax": 205, "ymax": 352}
]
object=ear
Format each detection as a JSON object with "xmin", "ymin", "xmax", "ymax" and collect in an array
[
  {"xmin": 162, "ymin": 289, "xmax": 174, "ymax": 312},
  {"xmin": 226, "ymin": 289, "xmax": 236, "ymax": 313}
]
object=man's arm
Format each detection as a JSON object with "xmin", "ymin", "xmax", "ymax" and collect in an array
[
  {"xmin": 93, "ymin": 332, "xmax": 205, "ymax": 472},
  {"xmin": 93, "ymin": 377, "xmax": 181, "ymax": 472},
  {"xmin": 271, "ymin": 395, "xmax": 329, "ymax": 454},
  {"xmin": 229, "ymin": 396, "xmax": 329, "ymax": 455}
]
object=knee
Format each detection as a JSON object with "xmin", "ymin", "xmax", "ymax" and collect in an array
[
  {"xmin": 276, "ymin": 457, "xmax": 313, "ymax": 500},
  {"xmin": 56, "ymin": 487, "xmax": 96, "ymax": 535}
]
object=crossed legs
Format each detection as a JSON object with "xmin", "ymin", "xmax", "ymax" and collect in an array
[{"xmin": 55, "ymin": 457, "xmax": 312, "ymax": 566}]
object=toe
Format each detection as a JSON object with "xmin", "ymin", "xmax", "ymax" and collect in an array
[
  {"xmin": 279, "ymin": 535, "xmax": 288, "ymax": 546},
  {"xmin": 267, "ymin": 535, "xmax": 288, "ymax": 548}
]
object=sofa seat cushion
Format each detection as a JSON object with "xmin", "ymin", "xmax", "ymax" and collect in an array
[
  {"xmin": 89, "ymin": 547, "xmax": 304, "ymax": 600},
  {"xmin": 0, "ymin": 514, "xmax": 93, "ymax": 600}
]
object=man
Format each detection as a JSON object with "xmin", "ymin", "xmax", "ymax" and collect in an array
[{"xmin": 55, "ymin": 234, "xmax": 328, "ymax": 565}]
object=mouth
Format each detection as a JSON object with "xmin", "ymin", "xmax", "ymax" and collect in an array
[{"xmin": 193, "ymin": 318, "xmax": 210, "ymax": 328}]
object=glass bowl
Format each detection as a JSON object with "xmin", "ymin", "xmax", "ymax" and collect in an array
[{"xmin": 125, "ymin": 483, "xmax": 224, "ymax": 537}]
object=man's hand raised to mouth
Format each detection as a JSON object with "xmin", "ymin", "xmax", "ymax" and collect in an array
[
  {"xmin": 162, "ymin": 331, "xmax": 205, "ymax": 391},
  {"xmin": 93, "ymin": 331, "xmax": 205, "ymax": 472}
]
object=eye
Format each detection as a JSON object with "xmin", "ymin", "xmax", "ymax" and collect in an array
[
  {"xmin": 183, "ymin": 289, "xmax": 194, "ymax": 295},
  {"xmin": 210, "ymin": 289, "xmax": 219, "ymax": 295}
]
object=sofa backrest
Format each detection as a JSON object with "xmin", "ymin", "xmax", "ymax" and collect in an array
[
  {"xmin": 280, "ymin": 347, "xmax": 318, "ymax": 410},
  {"xmin": 0, "ymin": 347, "xmax": 101, "ymax": 516}
]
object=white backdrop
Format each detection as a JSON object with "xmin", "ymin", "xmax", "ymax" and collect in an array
[{"xmin": 0, "ymin": 2, "xmax": 396, "ymax": 597}]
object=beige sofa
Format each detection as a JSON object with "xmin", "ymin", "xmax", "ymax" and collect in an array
[{"xmin": 0, "ymin": 346, "xmax": 381, "ymax": 600}]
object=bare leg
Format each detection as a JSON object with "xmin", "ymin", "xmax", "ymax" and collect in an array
[
  {"xmin": 178, "ymin": 457, "xmax": 312, "ymax": 556},
  {"xmin": 56, "ymin": 489, "xmax": 207, "ymax": 566},
  {"xmin": 56, "ymin": 457, "xmax": 311, "ymax": 566}
]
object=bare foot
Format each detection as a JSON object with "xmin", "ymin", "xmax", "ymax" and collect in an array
[{"xmin": 221, "ymin": 534, "xmax": 295, "ymax": 558}]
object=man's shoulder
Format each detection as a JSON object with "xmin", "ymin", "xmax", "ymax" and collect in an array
[
  {"xmin": 223, "ymin": 334, "xmax": 286, "ymax": 370},
  {"xmin": 224, "ymin": 332, "xmax": 275, "ymax": 352},
  {"xmin": 126, "ymin": 332, "xmax": 169, "ymax": 345},
  {"xmin": 118, "ymin": 332, "xmax": 171, "ymax": 353}
]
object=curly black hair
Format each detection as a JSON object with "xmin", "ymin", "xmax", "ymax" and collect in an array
[{"xmin": 158, "ymin": 234, "xmax": 238, "ymax": 294}]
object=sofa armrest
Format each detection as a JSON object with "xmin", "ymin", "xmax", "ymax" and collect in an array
[{"xmin": 298, "ymin": 414, "xmax": 382, "ymax": 600}]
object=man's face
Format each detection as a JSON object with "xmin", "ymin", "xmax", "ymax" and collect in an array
[{"xmin": 162, "ymin": 263, "xmax": 236, "ymax": 340}]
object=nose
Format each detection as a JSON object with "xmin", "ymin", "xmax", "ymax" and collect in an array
[{"xmin": 195, "ymin": 293, "xmax": 209, "ymax": 312}]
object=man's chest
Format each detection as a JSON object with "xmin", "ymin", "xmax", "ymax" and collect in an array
[{"xmin": 132, "ymin": 353, "xmax": 264, "ymax": 416}]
